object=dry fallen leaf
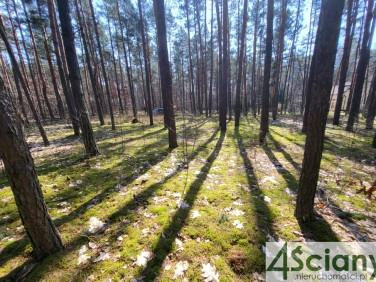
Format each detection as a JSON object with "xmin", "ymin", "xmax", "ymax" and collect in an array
[
  {"xmin": 133, "ymin": 251, "xmax": 153, "ymax": 269},
  {"xmin": 233, "ymin": 220, "xmax": 244, "ymax": 229},
  {"xmin": 88, "ymin": 217, "xmax": 105, "ymax": 234},
  {"xmin": 173, "ymin": 260, "xmax": 189, "ymax": 278},
  {"xmin": 201, "ymin": 263, "xmax": 219, "ymax": 282}
]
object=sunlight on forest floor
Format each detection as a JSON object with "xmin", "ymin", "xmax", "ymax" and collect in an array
[{"xmin": 0, "ymin": 114, "xmax": 375, "ymax": 281}]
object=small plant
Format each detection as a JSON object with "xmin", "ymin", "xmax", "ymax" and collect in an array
[{"xmin": 218, "ymin": 214, "xmax": 229, "ymax": 223}]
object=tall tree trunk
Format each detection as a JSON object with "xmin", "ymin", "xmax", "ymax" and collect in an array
[
  {"xmin": 12, "ymin": 64, "xmax": 29, "ymax": 124},
  {"xmin": 74, "ymin": 0, "xmax": 104, "ymax": 126},
  {"xmin": 138, "ymin": 0, "xmax": 154, "ymax": 125},
  {"xmin": 243, "ymin": 45, "xmax": 248, "ymax": 115},
  {"xmin": 0, "ymin": 75, "xmax": 63, "ymax": 259},
  {"xmin": 89, "ymin": 0, "xmax": 116, "ymax": 130},
  {"xmin": 209, "ymin": 0, "xmax": 214, "ymax": 117},
  {"xmin": 219, "ymin": 0, "xmax": 229, "ymax": 132},
  {"xmin": 56, "ymin": 0, "xmax": 99, "ymax": 156},
  {"xmin": 295, "ymin": 0, "xmax": 344, "ymax": 221},
  {"xmin": 115, "ymin": 0, "xmax": 138, "ymax": 122},
  {"xmin": 333, "ymin": 0, "xmax": 357, "ymax": 125},
  {"xmin": 251, "ymin": 0, "xmax": 259, "ymax": 117},
  {"xmin": 46, "ymin": 0, "xmax": 80, "ymax": 135},
  {"xmin": 186, "ymin": 0, "xmax": 196, "ymax": 115},
  {"xmin": 259, "ymin": 0, "xmax": 274, "ymax": 143},
  {"xmin": 10, "ymin": 0, "xmax": 46, "ymax": 121},
  {"xmin": 153, "ymin": 0, "xmax": 178, "ymax": 149},
  {"xmin": 22, "ymin": 0, "xmax": 55, "ymax": 120},
  {"xmin": 235, "ymin": 0, "xmax": 248, "ymax": 126},
  {"xmin": 366, "ymin": 69, "xmax": 376, "ymax": 129},
  {"xmin": 270, "ymin": 0, "xmax": 287, "ymax": 121},
  {"xmin": 281, "ymin": 0, "xmax": 301, "ymax": 116},
  {"xmin": 37, "ymin": 0, "xmax": 65, "ymax": 120},
  {"xmin": 301, "ymin": 0, "xmax": 317, "ymax": 116},
  {"xmin": 346, "ymin": 0, "xmax": 375, "ymax": 131},
  {"xmin": 0, "ymin": 15, "xmax": 49, "ymax": 146},
  {"xmin": 107, "ymin": 16, "xmax": 123, "ymax": 115}
]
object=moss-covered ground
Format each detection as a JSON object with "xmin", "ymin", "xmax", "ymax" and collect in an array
[{"xmin": 0, "ymin": 113, "xmax": 375, "ymax": 281}]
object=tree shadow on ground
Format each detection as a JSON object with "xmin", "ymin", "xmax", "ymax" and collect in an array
[
  {"xmin": 139, "ymin": 131, "xmax": 225, "ymax": 280},
  {"xmin": 2, "ymin": 128, "xmax": 221, "ymax": 281},
  {"xmin": 235, "ymin": 127, "xmax": 278, "ymax": 274},
  {"xmin": 261, "ymin": 134, "xmax": 338, "ymax": 242},
  {"xmin": 235, "ymin": 127, "xmax": 277, "ymax": 238},
  {"xmin": 0, "ymin": 136, "xmax": 172, "ymax": 272}
]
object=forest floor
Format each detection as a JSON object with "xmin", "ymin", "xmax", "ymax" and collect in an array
[{"xmin": 0, "ymin": 113, "xmax": 376, "ymax": 281}]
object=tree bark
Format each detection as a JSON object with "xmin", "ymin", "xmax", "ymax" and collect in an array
[
  {"xmin": 295, "ymin": 0, "xmax": 344, "ymax": 221},
  {"xmin": 138, "ymin": 0, "xmax": 154, "ymax": 125},
  {"xmin": 365, "ymin": 69, "xmax": 376, "ymax": 129},
  {"xmin": 0, "ymin": 15, "xmax": 50, "ymax": 146},
  {"xmin": 346, "ymin": 0, "xmax": 374, "ymax": 132},
  {"xmin": 37, "ymin": 0, "xmax": 65, "ymax": 120},
  {"xmin": 259, "ymin": 0, "xmax": 274, "ymax": 143},
  {"xmin": 115, "ymin": 0, "xmax": 138, "ymax": 122},
  {"xmin": 234, "ymin": 0, "xmax": 248, "ymax": 126},
  {"xmin": 153, "ymin": 0, "xmax": 178, "ymax": 149},
  {"xmin": 22, "ymin": 0, "xmax": 55, "ymax": 120},
  {"xmin": 56, "ymin": 0, "xmax": 99, "ymax": 156},
  {"xmin": 10, "ymin": 0, "xmax": 46, "ymax": 121},
  {"xmin": 46, "ymin": 0, "xmax": 80, "ymax": 135},
  {"xmin": 89, "ymin": 0, "xmax": 116, "ymax": 130},
  {"xmin": 74, "ymin": 0, "xmax": 105, "ymax": 126},
  {"xmin": 219, "ymin": 0, "xmax": 229, "ymax": 132},
  {"xmin": 270, "ymin": 0, "xmax": 287, "ymax": 121},
  {"xmin": 251, "ymin": 0, "xmax": 259, "ymax": 117},
  {"xmin": 185, "ymin": 0, "xmax": 196, "ymax": 115},
  {"xmin": 0, "ymin": 75, "xmax": 63, "ymax": 259}
]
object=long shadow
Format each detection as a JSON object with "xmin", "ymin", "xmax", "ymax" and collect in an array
[
  {"xmin": 235, "ymin": 127, "xmax": 277, "ymax": 241},
  {"xmin": 98, "ymin": 119, "xmax": 210, "ymax": 154},
  {"xmin": 262, "ymin": 140, "xmax": 299, "ymax": 190},
  {"xmin": 271, "ymin": 125, "xmax": 373, "ymax": 166},
  {"xmin": 324, "ymin": 198, "xmax": 372, "ymax": 242},
  {"xmin": 0, "ymin": 128, "xmax": 220, "ymax": 280},
  {"xmin": 269, "ymin": 134, "xmax": 301, "ymax": 172},
  {"xmin": 0, "ymin": 138, "xmax": 172, "ymax": 271},
  {"xmin": 107, "ymin": 128, "xmax": 220, "ymax": 224},
  {"xmin": 261, "ymin": 135, "xmax": 338, "ymax": 242},
  {"xmin": 140, "ymin": 132, "xmax": 225, "ymax": 280},
  {"xmin": 27, "ymin": 128, "xmax": 220, "ymax": 281}
]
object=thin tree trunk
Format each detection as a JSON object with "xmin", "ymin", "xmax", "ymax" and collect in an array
[
  {"xmin": 209, "ymin": 0, "xmax": 214, "ymax": 117},
  {"xmin": 37, "ymin": 0, "xmax": 65, "ymax": 120},
  {"xmin": 138, "ymin": 0, "xmax": 154, "ymax": 125},
  {"xmin": 115, "ymin": 0, "xmax": 138, "ymax": 122},
  {"xmin": 56, "ymin": 0, "xmax": 99, "ymax": 156},
  {"xmin": 0, "ymin": 15, "xmax": 49, "ymax": 146},
  {"xmin": 46, "ymin": 0, "xmax": 80, "ymax": 135},
  {"xmin": 10, "ymin": 0, "xmax": 46, "ymax": 121},
  {"xmin": 366, "ymin": 69, "xmax": 376, "ymax": 129},
  {"xmin": 270, "ymin": 0, "xmax": 287, "ymax": 121},
  {"xmin": 89, "ymin": 0, "xmax": 116, "ymax": 130},
  {"xmin": 22, "ymin": 0, "xmax": 55, "ymax": 120},
  {"xmin": 219, "ymin": 0, "xmax": 228, "ymax": 132},
  {"xmin": 235, "ymin": 0, "xmax": 248, "ymax": 126},
  {"xmin": 106, "ymin": 9, "xmax": 123, "ymax": 115},
  {"xmin": 74, "ymin": 0, "xmax": 104, "ymax": 126},
  {"xmin": 153, "ymin": 0, "xmax": 178, "ymax": 148},
  {"xmin": 346, "ymin": 0, "xmax": 375, "ymax": 132},
  {"xmin": 251, "ymin": 0, "xmax": 259, "ymax": 117},
  {"xmin": 259, "ymin": 0, "xmax": 274, "ymax": 143},
  {"xmin": 186, "ymin": 0, "xmax": 196, "ymax": 115}
]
